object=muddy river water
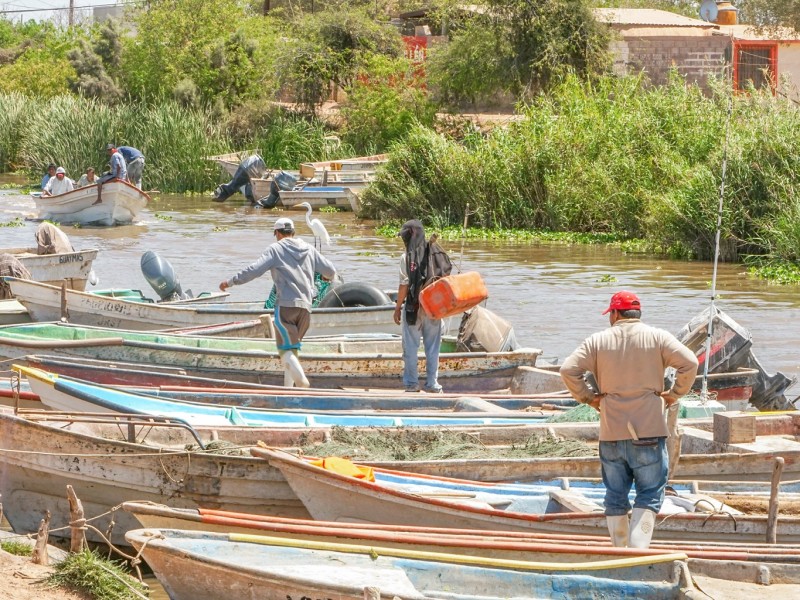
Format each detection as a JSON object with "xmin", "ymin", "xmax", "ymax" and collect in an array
[{"xmin": 2, "ymin": 187, "xmax": 799, "ymax": 397}]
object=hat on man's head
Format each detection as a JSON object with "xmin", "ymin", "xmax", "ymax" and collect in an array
[
  {"xmin": 274, "ymin": 217, "xmax": 295, "ymax": 233},
  {"xmin": 106, "ymin": 143, "xmax": 116, "ymax": 151},
  {"xmin": 55, "ymin": 167, "xmax": 66, "ymax": 175},
  {"xmin": 47, "ymin": 163, "xmax": 56, "ymax": 169},
  {"xmin": 602, "ymin": 290, "xmax": 641, "ymax": 315}
]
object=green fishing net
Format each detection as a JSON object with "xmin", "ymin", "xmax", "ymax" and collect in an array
[{"xmin": 264, "ymin": 272, "xmax": 333, "ymax": 309}]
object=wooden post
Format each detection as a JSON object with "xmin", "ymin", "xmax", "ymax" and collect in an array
[
  {"xmin": 666, "ymin": 403, "xmax": 681, "ymax": 481},
  {"xmin": 66, "ymin": 485, "xmax": 86, "ymax": 553},
  {"xmin": 60, "ymin": 281, "xmax": 69, "ymax": 322},
  {"xmin": 31, "ymin": 510, "xmax": 51, "ymax": 565},
  {"xmin": 767, "ymin": 456, "xmax": 785, "ymax": 544}
]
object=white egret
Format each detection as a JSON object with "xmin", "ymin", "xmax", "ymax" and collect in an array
[{"xmin": 298, "ymin": 202, "xmax": 331, "ymax": 248}]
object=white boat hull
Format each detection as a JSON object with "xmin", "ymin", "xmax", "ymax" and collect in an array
[
  {"xmin": 33, "ymin": 180, "xmax": 149, "ymax": 225},
  {"xmin": 8, "ymin": 278, "xmax": 399, "ymax": 336},
  {"xmin": 1, "ymin": 247, "xmax": 98, "ymax": 291}
]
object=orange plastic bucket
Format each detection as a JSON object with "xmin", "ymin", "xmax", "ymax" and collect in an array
[{"xmin": 419, "ymin": 271, "xmax": 489, "ymax": 320}]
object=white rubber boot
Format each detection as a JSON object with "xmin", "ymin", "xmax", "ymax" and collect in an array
[
  {"xmin": 282, "ymin": 352, "xmax": 310, "ymax": 388},
  {"xmin": 629, "ymin": 508, "xmax": 656, "ymax": 549},
  {"xmin": 283, "ymin": 368, "xmax": 294, "ymax": 388},
  {"xmin": 606, "ymin": 515, "xmax": 629, "ymax": 547}
]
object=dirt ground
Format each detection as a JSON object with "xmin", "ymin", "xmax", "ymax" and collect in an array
[{"xmin": 0, "ymin": 550, "xmax": 90, "ymax": 600}]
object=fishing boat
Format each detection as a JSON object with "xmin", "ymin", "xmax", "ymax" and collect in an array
[
  {"xmin": 31, "ymin": 180, "xmax": 149, "ymax": 226},
  {"xmin": 16, "ymin": 365, "xmax": 558, "ymax": 427},
  {"xmin": 0, "ymin": 246, "xmax": 98, "ymax": 291},
  {"xmin": 260, "ymin": 448, "xmax": 800, "ymax": 544},
  {"xmin": 121, "ymin": 501, "xmax": 800, "ymax": 592},
  {"xmin": 206, "ymin": 149, "xmax": 258, "ymax": 176},
  {"xmin": 5, "ymin": 278, "xmax": 398, "ymax": 336},
  {"xmin": 126, "ymin": 528, "xmax": 695, "ymax": 600},
  {"xmin": 0, "ymin": 323, "xmax": 541, "ymax": 391},
  {"xmin": 0, "ymin": 407, "xmax": 309, "ymax": 547},
  {"xmin": 278, "ymin": 186, "xmax": 360, "ymax": 211}
]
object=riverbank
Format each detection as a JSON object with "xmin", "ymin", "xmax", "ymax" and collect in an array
[{"xmin": 0, "ymin": 550, "xmax": 90, "ymax": 600}]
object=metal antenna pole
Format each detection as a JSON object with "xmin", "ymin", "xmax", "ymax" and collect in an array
[{"xmin": 701, "ymin": 55, "xmax": 735, "ymax": 402}]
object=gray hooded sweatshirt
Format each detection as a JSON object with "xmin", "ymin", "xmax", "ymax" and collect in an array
[{"xmin": 226, "ymin": 237, "xmax": 336, "ymax": 311}]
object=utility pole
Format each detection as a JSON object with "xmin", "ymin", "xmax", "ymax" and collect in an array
[
  {"xmin": 68, "ymin": 0, "xmax": 74, "ymax": 27},
  {"xmin": 263, "ymin": 0, "xmax": 270, "ymax": 15}
]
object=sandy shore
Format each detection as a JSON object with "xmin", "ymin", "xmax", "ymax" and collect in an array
[{"xmin": 0, "ymin": 549, "xmax": 90, "ymax": 600}]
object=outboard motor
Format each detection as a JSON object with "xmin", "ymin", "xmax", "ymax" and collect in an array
[{"xmin": 141, "ymin": 251, "xmax": 184, "ymax": 302}]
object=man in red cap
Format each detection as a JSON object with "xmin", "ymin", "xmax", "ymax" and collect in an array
[{"xmin": 560, "ymin": 291, "xmax": 698, "ymax": 549}]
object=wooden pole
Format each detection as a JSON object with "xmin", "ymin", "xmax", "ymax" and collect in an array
[
  {"xmin": 66, "ymin": 485, "xmax": 86, "ymax": 553},
  {"xmin": 767, "ymin": 456, "xmax": 785, "ymax": 544},
  {"xmin": 666, "ymin": 403, "xmax": 682, "ymax": 481},
  {"xmin": 60, "ymin": 280, "xmax": 69, "ymax": 321},
  {"xmin": 31, "ymin": 510, "xmax": 51, "ymax": 565}
]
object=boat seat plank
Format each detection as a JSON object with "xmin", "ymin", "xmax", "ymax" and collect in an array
[{"xmin": 548, "ymin": 489, "xmax": 604, "ymax": 513}]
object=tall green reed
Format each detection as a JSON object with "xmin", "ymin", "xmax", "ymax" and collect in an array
[{"xmin": 361, "ymin": 72, "xmax": 800, "ymax": 266}]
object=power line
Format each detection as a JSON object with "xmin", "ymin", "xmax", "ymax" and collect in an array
[{"xmin": 0, "ymin": 2, "xmax": 135, "ymax": 15}]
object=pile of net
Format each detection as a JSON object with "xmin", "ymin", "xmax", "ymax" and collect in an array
[{"xmin": 298, "ymin": 426, "xmax": 596, "ymax": 461}]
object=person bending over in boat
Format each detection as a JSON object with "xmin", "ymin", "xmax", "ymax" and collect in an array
[
  {"xmin": 560, "ymin": 291, "xmax": 698, "ymax": 549},
  {"xmin": 219, "ymin": 217, "xmax": 336, "ymax": 388},
  {"xmin": 118, "ymin": 146, "xmax": 145, "ymax": 189},
  {"xmin": 42, "ymin": 166, "xmax": 74, "ymax": 197}
]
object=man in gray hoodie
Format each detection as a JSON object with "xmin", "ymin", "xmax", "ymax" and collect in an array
[{"xmin": 220, "ymin": 217, "xmax": 336, "ymax": 387}]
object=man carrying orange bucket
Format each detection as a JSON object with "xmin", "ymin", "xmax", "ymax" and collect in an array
[{"xmin": 393, "ymin": 220, "xmax": 446, "ymax": 393}]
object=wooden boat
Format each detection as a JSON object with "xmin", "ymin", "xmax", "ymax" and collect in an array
[
  {"xmin": 1, "ymin": 246, "xmax": 98, "ymax": 291},
  {"xmin": 126, "ymin": 528, "xmax": 695, "ymax": 600},
  {"xmin": 89, "ymin": 288, "xmax": 229, "ymax": 304},
  {"xmin": 5, "ymin": 278, "xmax": 398, "ymax": 336},
  {"xmin": 206, "ymin": 149, "xmax": 257, "ymax": 176},
  {"xmin": 0, "ymin": 407, "xmax": 309, "ymax": 547},
  {"xmin": 0, "ymin": 323, "xmax": 541, "ymax": 391},
  {"xmin": 32, "ymin": 180, "xmax": 149, "ymax": 225},
  {"xmin": 17, "ymin": 365, "xmax": 558, "ymax": 427},
  {"xmin": 122, "ymin": 502, "xmax": 800, "ymax": 595},
  {"xmin": 0, "ymin": 299, "xmax": 30, "ymax": 325},
  {"xmin": 278, "ymin": 186, "xmax": 360, "ymax": 211},
  {"xmin": 260, "ymin": 448, "xmax": 800, "ymax": 543}
]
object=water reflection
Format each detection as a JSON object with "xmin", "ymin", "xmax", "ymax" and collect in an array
[{"xmin": 1, "ymin": 188, "xmax": 798, "ymax": 396}]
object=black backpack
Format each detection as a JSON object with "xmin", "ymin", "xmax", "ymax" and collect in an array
[{"xmin": 424, "ymin": 238, "xmax": 453, "ymax": 287}]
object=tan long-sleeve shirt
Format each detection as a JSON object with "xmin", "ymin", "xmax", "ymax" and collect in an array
[{"xmin": 560, "ymin": 319, "xmax": 699, "ymax": 441}]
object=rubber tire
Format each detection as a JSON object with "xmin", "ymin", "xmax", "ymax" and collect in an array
[{"xmin": 317, "ymin": 282, "xmax": 391, "ymax": 308}]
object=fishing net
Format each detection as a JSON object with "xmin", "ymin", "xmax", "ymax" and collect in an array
[
  {"xmin": 263, "ymin": 272, "xmax": 332, "ymax": 309},
  {"xmin": 297, "ymin": 426, "xmax": 596, "ymax": 461},
  {"xmin": 545, "ymin": 403, "xmax": 600, "ymax": 423},
  {"xmin": 185, "ymin": 440, "xmax": 248, "ymax": 455}
]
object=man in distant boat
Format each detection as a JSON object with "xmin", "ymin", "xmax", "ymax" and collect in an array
[
  {"xmin": 393, "ymin": 220, "xmax": 445, "ymax": 394},
  {"xmin": 100, "ymin": 143, "xmax": 127, "ymax": 183},
  {"xmin": 219, "ymin": 217, "xmax": 336, "ymax": 388},
  {"xmin": 40, "ymin": 163, "xmax": 56, "ymax": 189},
  {"xmin": 559, "ymin": 291, "xmax": 698, "ymax": 549},
  {"xmin": 118, "ymin": 145, "xmax": 145, "ymax": 189},
  {"xmin": 75, "ymin": 167, "xmax": 97, "ymax": 188},
  {"xmin": 212, "ymin": 154, "xmax": 266, "ymax": 203},
  {"xmin": 42, "ymin": 166, "xmax": 74, "ymax": 197}
]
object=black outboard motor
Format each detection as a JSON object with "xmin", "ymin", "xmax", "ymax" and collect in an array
[
  {"xmin": 256, "ymin": 170, "xmax": 299, "ymax": 208},
  {"xmin": 141, "ymin": 251, "xmax": 184, "ymax": 302}
]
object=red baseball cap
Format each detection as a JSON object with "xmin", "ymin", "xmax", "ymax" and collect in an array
[{"xmin": 602, "ymin": 291, "xmax": 641, "ymax": 315}]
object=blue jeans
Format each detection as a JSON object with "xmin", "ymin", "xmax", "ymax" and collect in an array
[
  {"xmin": 600, "ymin": 437, "xmax": 668, "ymax": 516},
  {"xmin": 401, "ymin": 309, "xmax": 443, "ymax": 391}
]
